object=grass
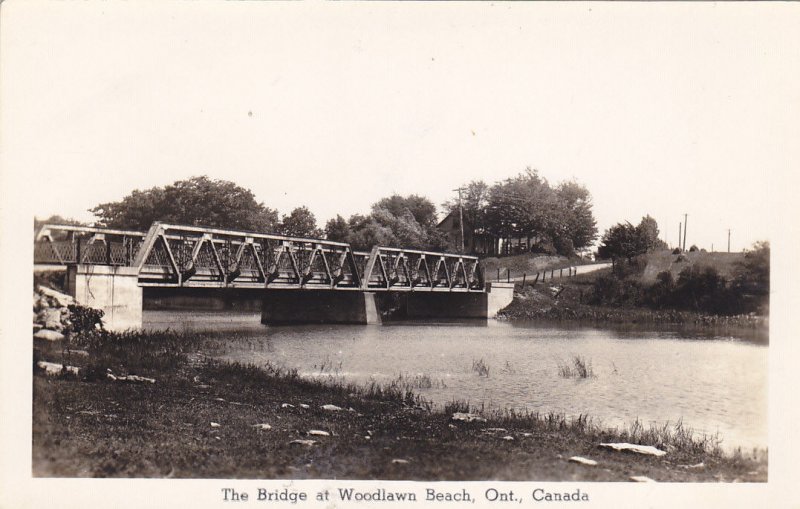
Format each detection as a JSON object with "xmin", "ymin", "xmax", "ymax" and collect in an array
[
  {"xmin": 32, "ymin": 330, "xmax": 767, "ymax": 481},
  {"xmin": 472, "ymin": 358, "xmax": 490, "ymax": 377},
  {"xmin": 558, "ymin": 355, "xmax": 594, "ymax": 378}
]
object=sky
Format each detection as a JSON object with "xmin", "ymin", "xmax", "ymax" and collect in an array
[{"xmin": 3, "ymin": 2, "xmax": 799, "ymax": 252}]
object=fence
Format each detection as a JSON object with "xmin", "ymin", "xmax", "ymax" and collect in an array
[{"xmin": 491, "ymin": 261, "xmax": 613, "ymax": 286}]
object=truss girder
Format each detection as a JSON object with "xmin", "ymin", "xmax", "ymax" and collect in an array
[
  {"xmin": 132, "ymin": 223, "xmax": 363, "ymax": 289},
  {"xmin": 359, "ymin": 247, "xmax": 483, "ymax": 292},
  {"xmin": 34, "ymin": 223, "xmax": 484, "ymax": 292}
]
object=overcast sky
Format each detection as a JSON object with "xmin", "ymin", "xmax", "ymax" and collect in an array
[{"xmin": 3, "ymin": 2, "xmax": 799, "ymax": 251}]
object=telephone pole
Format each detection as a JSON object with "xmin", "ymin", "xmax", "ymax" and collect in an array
[
  {"xmin": 728, "ymin": 229, "xmax": 731, "ymax": 253},
  {"xmin": 683, "ymin": 213, "xmax": 688, "ymax": 251},
  {"xmin": 678, "ymin": 222, "xmax": 682, "ymax": 251},
  {"xmin": 453, "ymin": 187, "xmax": 466, "ymax": 253}
]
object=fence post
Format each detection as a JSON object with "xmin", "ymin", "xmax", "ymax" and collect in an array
[
  {"xmin": 559, "ymin": 268, "xmax": 563, "ymax": 278},
  {"xmin": 522, "ymin": 273, "xmax": 526, "ymax": 287},
  {"xmin": 497, "ymin": 268, "xmax": 500, "ymax": 282},
  {"xmin": 507, "ymin": 269, "xmax": 510, "ymax": 283},
  {"xmin": 534, "ymin": 273, "xmax": 539, "ymax": 286}
]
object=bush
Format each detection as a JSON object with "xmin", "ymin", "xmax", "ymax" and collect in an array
[
  {"xmin": 672, "ymin": 247, "xmax": 682, "ymax": 255},
  {"xmin": 689, "ymin": 245, "xmax": 699, "ymax": 252}
]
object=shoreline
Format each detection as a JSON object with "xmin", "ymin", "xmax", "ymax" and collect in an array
[{"xmin": 32, "ymin": 330, "xmax": 767, "ymax": 481}]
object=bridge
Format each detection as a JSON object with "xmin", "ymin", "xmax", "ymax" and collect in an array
[{"xmin": 35, "ymin": 223, "xmax": 514, "ymax": 330}]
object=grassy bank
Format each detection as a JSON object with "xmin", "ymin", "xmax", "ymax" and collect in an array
[{"xmin": 32, "ymin": 331, "xmax": 766, "ymax": 481}]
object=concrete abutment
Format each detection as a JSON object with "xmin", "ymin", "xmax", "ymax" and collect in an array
[{"xmin": 66, "ymin": 265, "xmax": 143, "ymax": 331}]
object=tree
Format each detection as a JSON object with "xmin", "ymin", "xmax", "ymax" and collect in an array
[
  {"xmin": 556, "ymin": 181, "xmax": 598, "ymax": 252},
  {"xmin": 730, "ymin": 241, "xmax": 770, "ymax": 314},
  {"xmin": 597, "ymin": 216, "xmax": 666, "ymax": 261},
  {"xmin": 483, "ymin": 168, "xmax": 597, "ymax": 256},
  {"xmin": 90, "ymin": 176, "xmax": 279, "ymax": 232},
  {"xmin": 324, "ymin": 215, "xmax": 351, "ymax": 243},
  {"xmin": 279, "ymin": 206, "xmax": 323, "ymax": 238},
  {"xmin": 373, "ymin": 194, "xmax": 439, "ymax": 229}
]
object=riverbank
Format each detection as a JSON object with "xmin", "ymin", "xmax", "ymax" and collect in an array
[
  {"xmin": 498, "ymin": 275, "xmax": 768, "ymax": 338},
  {"xmin": 32, "ymin": 330, "xmax": 766, "ymax": 481}
]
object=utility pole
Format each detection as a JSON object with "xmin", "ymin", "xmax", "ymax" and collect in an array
[
  {"xmin": 678, "ymin": 222, "xmax": 682, "ymax": 251},
  {"xmin": 683, "ymin": 213, "xmax": 688, "ymax": 251},
  {"xmin": 728, "ymin": 229, "xmax": 731, "ymax": 253},
  {"xmin": 453, "ymin": 187, "xmax": 466, "ymax": 253}
]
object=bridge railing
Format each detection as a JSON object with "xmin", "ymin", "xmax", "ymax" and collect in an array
[
  {"xmin": 34, "ymin": 225, "xmax": 146, "ymax": 266},
  {"xmin": 34, "ymin": 223, "xmax": 485, "ymax": 292}
]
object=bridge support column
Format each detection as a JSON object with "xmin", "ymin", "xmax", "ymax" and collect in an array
[
  {"xmin": 486, "ymin": 282, "xmax": 516, "ymax": 317},
  {"xmin": 404, "ymin": 292, "xmax": 489, "ymax": 319},
  {"xmin": 65, "ymin": 265, "xmax": 143, "ymax": 331},
  {"xmin": 261, "ymin": 291, "xmax": 381, "ymax": 325}
]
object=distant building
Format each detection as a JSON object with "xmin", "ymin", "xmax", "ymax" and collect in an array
[{"xmin": 437, "ymin": 210, "xmax": 499, "ymax": 256}]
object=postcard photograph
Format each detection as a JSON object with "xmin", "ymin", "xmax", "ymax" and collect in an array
[{"xmin": 2, "ymin": 1, "xmax": 799, "ymax": 508}]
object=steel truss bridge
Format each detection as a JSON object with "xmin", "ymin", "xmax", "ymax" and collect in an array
[{"xmin": 35, "ymin": 223, "xmax": 485, "ymax": 292}]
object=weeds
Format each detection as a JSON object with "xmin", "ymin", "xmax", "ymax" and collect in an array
[
  {"xmin": 558, "ymin": 355, "xmax": 594, "ymax": 378},
  {"xmin": 472, "ymin": 358, "xmax": 490, "ymax": 377}
]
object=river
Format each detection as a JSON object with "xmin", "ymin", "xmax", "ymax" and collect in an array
[{"xmin": 144, "ymin": 311, "xmax": 768, "ymax": 452}]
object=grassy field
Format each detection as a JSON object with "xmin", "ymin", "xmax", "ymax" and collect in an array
[
  {"xmin": 32, "ymin": 333, "xmax": 766, "ymax": 481},
  {"xmin": 640, "ymin": 250, "xmax": 745, "ymax": 284}
]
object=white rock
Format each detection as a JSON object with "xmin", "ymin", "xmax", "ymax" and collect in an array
[
  {"xmin": 630, "ymin": 476, "xmax": 656, "ymax": 482},
  {"xmin": 34, "ymin": 329, "xmax": 65, "ymax": 341},
  {"xmin": 599, "ymin": 442, "xmax": 667, "ymax": 457},
  {"xmin": 321, "ymin": 404, "xmax": 343, "ymax": 411},
  {"xmin": 106, "ymin": 373, "xmax": 156, "ymax": 384},
  {"xmin": 36, "ymin": 361, "xmax": 79, "ymax": 376},
  {"xmin": 450, "ymin": 412, "xmax": 486, "ymax": 423},
  {"xmin": 299, "ymin": 404, "xmax": 310, "ymax": 409},
  {"xmin": 391, "ymin": 459, "xmax": 410, "ymax": 464},
  {"xmin": 210, "ymin": 422, "xmax": 221, "ymax": 428},
  {"xmin": 307, "ymin": 430, "xmax": 330, "ymax": 436},
  {"xmin": 252, "ymin": 423, "xmax": 272, "ymax": 430},
  {"xmin": 569, "ymin": 456, "xmax": 598, "ymax": 466},
  {"xmin": 281, "ymin": 403, "xmax": 295, "ymax": 408},
  {"xmin": 501, "ymin": 435, "xmax": 514, "ymax": 441},
  {"xmin": 484, "ymin": 427, "xmax": 508, "ymax": 433},
  {"xmin": 289, "ymin": 439, "xmax": 317, "ymax": 446},
  {"xmin": 38, "ymin": 286, "xmax": 75, "ymax": 307}
]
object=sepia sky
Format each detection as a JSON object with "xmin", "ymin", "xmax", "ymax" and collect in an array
[{"xmin": 2, "ymin": 2, "xmax": 799, "ymax": 251}]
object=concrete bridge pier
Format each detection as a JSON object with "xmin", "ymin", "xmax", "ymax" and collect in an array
[
  {"xmin": 261, "ymin": 290, "xmax": 382, "ymax": 325},
  {"xmin": 403, "ymin": 282, "xmax": 516, "ymax": 319},
  {"xmin": 65, "ymin": 265, "xmax": 143, "ymax": 331}
]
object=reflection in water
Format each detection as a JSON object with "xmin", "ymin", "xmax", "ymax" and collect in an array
[{"xmin": 144, "ymin": 310, "xmax": 768, "ymax": 451}]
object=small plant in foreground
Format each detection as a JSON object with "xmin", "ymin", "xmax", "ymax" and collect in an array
[
  {"xmin": 558, "ymin": 355, "xmax": 594, "ymax": 378},
  {"xmin": 472, "ymin": 358, "xmax": 490, "ymax": 377}
]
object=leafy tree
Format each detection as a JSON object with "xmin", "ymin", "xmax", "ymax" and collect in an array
[
  {"xmin": 598, "ymin": 216, "xmax": 666, "ymax": 261},
  {"xmin": 279, "ymin": 206, "xmax": 323, "ymax": 238},
  {"xmin": 731, "ymin": 241, "xmax": 770, "ymax": 313},
  {"xmin": 324, "ymin": 215, "xmax": 351, "ymax": 243},
  {"xmin": 483, "ymin": 169, "xmax": 597, "ymax": 256},
  {"xmin": 373, "ymin": 194, "xmax": 439, "ymax": 229},
  {"xmin": 597, "ymin": 222, "xmax": 645, "ymax": 261},
  {"xmin": 90, "ymin": 176, "xmax": 279, "ymax": 232},
  {"xmin": 555, "ymin": 180, "xmax": 598, "ymax": 252}
]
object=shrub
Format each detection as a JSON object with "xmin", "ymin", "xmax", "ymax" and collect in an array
[{"xmin": 689, "ymin": 245, "xmax": 699, "ymax": 252}]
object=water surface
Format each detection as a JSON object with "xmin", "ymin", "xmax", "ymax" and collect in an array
[{"xmin": 144, "ymin": 311, "xmax": 767, "ymax": 451}]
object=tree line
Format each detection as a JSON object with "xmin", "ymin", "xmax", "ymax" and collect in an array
[{"xmin": 39, "ymin": 170, "xmax": 600, "ymax": 256}]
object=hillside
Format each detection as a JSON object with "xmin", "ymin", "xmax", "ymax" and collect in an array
[{"xmin": 640, "ymin": 250, "xmax": 745, "ymax": 285}]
